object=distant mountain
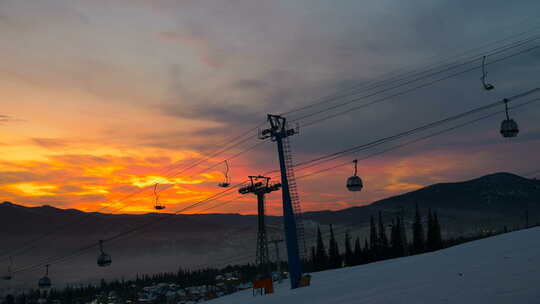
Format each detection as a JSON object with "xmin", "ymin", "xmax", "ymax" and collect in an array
[
  {"xmin": 302, "ymin": 172, "xmax": 540, "ymax": 234},
  {"xmin": 1, "ymin": 172, "xmax": 538, "ymax": 288}
]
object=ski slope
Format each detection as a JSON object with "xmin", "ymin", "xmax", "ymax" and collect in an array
[{"xmin": 210, "ymin": 227, "xmax": 540, "ymax": 303}]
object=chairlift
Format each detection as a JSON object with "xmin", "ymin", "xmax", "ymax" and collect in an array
[
  {"xmin": 153, "ymin": 183, "xmax": 166, "ymax": 210},
  {"xmin": 38, "ymin": 265, "xmax": 51, "ymax": 289},
  {"xmin": 481, "ymin": 56, "xmax": 495, "ymax": 91},
  {"xmin": 218, "ymin": 160, "xmax": 231, "ymax": 188},
  {"xmin": 97, "ymin": 240, "xmax": 112, "ymax": 267},
  {"xmin": 2, "ymin": 257, "xmax": 12, "ymax": 280},
  {"xmin": 500, "ymin": 99, "xmax": 519, "ymax": 138},
  {"xmin": 346, "ymin": 160, "xmax": 363, "ymax": 192}
]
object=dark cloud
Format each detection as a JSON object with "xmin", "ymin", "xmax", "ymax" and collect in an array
[
  {"xmin": 0, "ymin": 171, "xmax": 41, "ymax": 185},
  {"xmin": 0, "ymin": 114, "xmax": 23, "ymax": 124},
  {"xmin": 32, "ymin": 138, "xmax": 70, "ymax": 149}
]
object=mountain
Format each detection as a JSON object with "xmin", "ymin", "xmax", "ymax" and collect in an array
[
  {"xmin": 1, "ymin": 172, "xmax": 538, "ymax": 289},
  {"xmin": 302, "ymin": 172, "xmax": 540, "ymax": 234}
]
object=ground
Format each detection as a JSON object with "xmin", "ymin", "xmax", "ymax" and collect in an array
[{"xmin": 210, "ymin": 227, "xmax": 540, "ymax": 303}]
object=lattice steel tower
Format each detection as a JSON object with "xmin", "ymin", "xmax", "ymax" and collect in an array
[{"xmin": 239, "ymin": 176, "xmax": 281, "ymax": 276}]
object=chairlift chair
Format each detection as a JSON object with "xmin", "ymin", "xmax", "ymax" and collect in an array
[
  {"xmin": 346, "ymin": 160, "xmax": 363, "ymax": 192},
  {"xmin": 153, "ymin": 184, "xmax": 166, "ymax": 210},
  {"xmin": 481, "ymin": 56, "xmax": 495, "ymax": 91},
  {"xmin": 38, "ymin": 265, "xmax": 51, "ymax": 289},
  {"xmin": 500, "ymin": 99, "xmax": 519, "ymax": 138},
  {"xmin": 218, "ymin": 160, "xmax": 231, "ymax": 188},
  {"xmin": 97, "ymin": 240, "xmax": 112, "ymax": 267}
]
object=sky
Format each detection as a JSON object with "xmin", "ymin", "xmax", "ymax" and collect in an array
[{"xmin": 1, "ymin": 0, "xmax": 540, "ymax": 215}]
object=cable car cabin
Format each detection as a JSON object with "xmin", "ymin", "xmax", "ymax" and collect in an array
[
  {"xmin": 38, "ymin": 276, "xmax": 51, "ymax": 289},
  {"xmin": 500, "ymin": 118, "xmax": 519, "ymax": 138},
  {"xmin": 154, "ymin": 205, "xmax": 166, "ymax": 210},
  {"xmin": 97, "ymin": 252, "xmax": 112, "ymax": 267},
  {"xmin": 346, "ymin": 175, "xmax": 363, "ymax": 192}
]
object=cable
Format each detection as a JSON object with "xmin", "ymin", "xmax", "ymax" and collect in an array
[
  {"xmin": 296, "ymin": 44, "xmax": 540, "ymax": 128},
  {"xmin": 279, "ymin": 22, "xmax": 540, "ymax": 116},
  {"xmin": 0, "ymin": 130, "xmax": 267, "ymax": 264},
  {"xmin": 12, "ymin": 95, "xmax": 540, "ymax": 276},
  {"xmin": 303, "ymin": 45, "xmax": 540, "ymax": 128},
  {"xmin": 8, "ymin": 34, "xmax": 540, "ymax": 277},
  {"xmin": 5, "ymin": 30, "xmax": 538, "ymax": 265},
  {"xmin": 294, "ymin": 35, "xmax": 540, "ymax": 121},
  {"xmin": 295, "ymin": 97, "xmax": 540, "ymax": 180},
  {"xmin": 259, "ymin": 89, "xmax": 540, "ymax": 180},
  {"xmin": 11, "ymin": 181, "xmax": 250, "ymax": 275}
]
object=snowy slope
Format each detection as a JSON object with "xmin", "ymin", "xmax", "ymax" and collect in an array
[{"xmin": 210, "ymin": 227, "xmax": 540, "ymax": 304}]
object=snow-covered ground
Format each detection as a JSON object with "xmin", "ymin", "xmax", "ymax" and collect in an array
[{"xmin": 210, "ymin": 227, "xmax": 540, "ymax": 303}]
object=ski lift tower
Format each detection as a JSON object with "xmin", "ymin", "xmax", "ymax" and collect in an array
[
  {"xmin": 239, "ymin": 176, "xmax": 281, "ymax": 277},
  {"xmin": 259, "ymin": 114, "xmax": 305, "ymax": 289}
]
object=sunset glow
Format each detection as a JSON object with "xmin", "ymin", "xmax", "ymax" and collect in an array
[{"xmin": 1, "ymin": 1, "xmax": 539, "ymax": 216}]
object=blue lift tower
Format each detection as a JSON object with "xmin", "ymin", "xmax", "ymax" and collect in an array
[{"xmin": 260, "ymin": 114, "xmax": 306, "ymax": 289}]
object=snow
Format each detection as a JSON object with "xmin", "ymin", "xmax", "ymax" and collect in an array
[{"xmin": 209, "ymin": 227, "xmax": 540, "ymax": 303}]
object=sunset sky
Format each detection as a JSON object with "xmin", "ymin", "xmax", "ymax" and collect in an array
[{"xmin": 1, "ymin": 0, "xmax": 540, "ymax": 215}]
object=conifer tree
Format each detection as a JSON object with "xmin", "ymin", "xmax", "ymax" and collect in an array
[
  {"xmin": 328, "ymin": 224, "xmax": 342, "ymax": 268},
  {"xmin": 400, "ymin": 214, "xmax": 408, "ymax": 255},
  {"xmin": 315, "ymin": 225, "xmax": 328, "ymax": 270},
  {"xmin": 390, "ymin": 218, "xmax": 398, "ymax": 257},
  {"xmin": 344, "ymin": 231, "xmax": 354, "ymax": 266},
  {"xmin": 394, "ymin": 217, "xmax": 405, "ymax": 257},
  {"xmin": 363, "ymin": 238, "xmax": 370, "ymax": 262},
  {"xmin": 353, "ymin": 236, "xmax": 362, "ymax": 265},
  {"xmin": 433, "ymin": 212, "xmax": 443, "ymax": 250},
  {"xmin": 369, "ymin": 215, "xmax": 378, "ymax": 258},
  {"xmin": 378, "ymin": 212, "xmax": 389, "ymax": 258},
  {"xmin": 412, "ymin": 204, "xmax": 425, "ymax": 254},
  {"xmin": 426, "ymin": 209, "xmax": 436, "ymax": 251},
  {"xmin": 310, "ymin": 246, "xmax": 317, "ymax": 272}
]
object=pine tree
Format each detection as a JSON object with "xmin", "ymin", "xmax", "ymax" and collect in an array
[
  {"xmin": 369, "ymin": 215, "xmax": 378, "ymax": 258},
  {"xmin": 328, "ymin": 224, "xmax": 341, "ymax": 268},
  {"xmin": 412, "ymin": 203, "xmax": 425, "ymax": 254},
  {"xmin": 363, "ymin": 238, "xmax": 370, "ymax": 262},
  {"xmin": 394, "ymin": 217, "xmax": 405, "ymax": 257},
  {"xmin": 390, "ymin": 218, "xmax": 398, "ymax": 257},
  {"xmin": 310, "ymin": 246, "xmax": 317, "ymax": 272},
  {"xmin": 353, "ymin": 236, "xmax": 362, "ymax": 265},
  {"xmin": 315, "ymin": 225, "xmax": 328, "ymax": 271},
  {"xmin": 400, "ymin": 214, "xmax": 408, "ymax": 255},
  {"xmin": 426, "ymin": 209, "xmax": 435, "ymax": 251},
  {"xmin": 433, "ymin": 212, "xmax": 443, "ymax": 250},
  {"xmin": 344, "ymin": 231, "xmax": 353, "ymax": 266},
  {"xmin": 378, "ymin": 212, "xmax": 389, "ymax": 259}
]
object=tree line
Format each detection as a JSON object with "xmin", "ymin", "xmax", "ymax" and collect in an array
[{"xmin": 305, "ymin": 205, "xmax": 443, "ymax": 272}]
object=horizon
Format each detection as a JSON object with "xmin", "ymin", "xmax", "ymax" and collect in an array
[
  {"xmin": 1, "ymin": 1, "xmax": 539, "ymax": 216},
  {"xmin": 2, "ymin": 170, "xmax": 534, "ymax": 216}
]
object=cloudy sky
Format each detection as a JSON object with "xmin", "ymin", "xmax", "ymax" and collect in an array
[{"xmin": 1, "ymin": 0, "xmax": 539, "ymax": 214}]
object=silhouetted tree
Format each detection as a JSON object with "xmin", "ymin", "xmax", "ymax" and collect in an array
[
  {"xmin": 344, "ymin": 231, "xmax": 354, "ymax": 266},
  {"xmin": 315, "ymin": 225, "xmax": 328, "ymax": 270},
  {"xmin": 378, "ymin": 212, "xmax": 389, "ymax": 258},
  {"xmin": 391, "ymin": 217, "xmax": 405, "ymax": 257},
  {"xmin": 426, "ymin": 209, "xmax": 443, "ymax": 251},
  {"xmin": 412, "ymin": 204, "xmax": 425, "ymax": 254},
  {"xmin": 328, "ymin": 224, "xmax": 341, "ymax": 268},
  {"xmin": 369, "ymin": 215, "xmax": 378, "ymax": 259},
  {"xmin": 353, "ymin": 236, "xmax": 362, "ymax": 265},
  {"xmin": 433, "ymin": 212, "xmax": 443, "ymax": 250}
]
